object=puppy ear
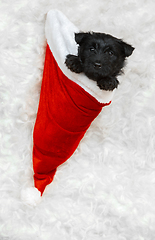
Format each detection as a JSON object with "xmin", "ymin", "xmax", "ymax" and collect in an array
[
  {"xmin": 121, "ymin": 41, "xmax": 135, "ymax": 57},
  {"xmin": 75, "ymin": 32, "xmax": 90, "ymax": 45}
]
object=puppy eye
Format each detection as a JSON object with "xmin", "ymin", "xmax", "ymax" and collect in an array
[
  {"xmin": 108, "ymin": 50, "xmax": 114, "ymax": 56},
  {"xmin": 90, "ymin": 47, "xmax": 95, "ymax": 52}
]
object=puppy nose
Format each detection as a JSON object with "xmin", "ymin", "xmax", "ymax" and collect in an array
[{"xmin": 94, "ymin": 62, "xmax": 102, "ymax": 69}]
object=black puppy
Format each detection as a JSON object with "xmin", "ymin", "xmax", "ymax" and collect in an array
[{"xmin": 65, "ymin": 32, "xmax": 134, "ymax": 91}]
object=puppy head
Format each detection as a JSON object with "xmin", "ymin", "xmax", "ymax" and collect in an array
[{"xmin": 75, "ymin": 32, "xmax": 134, "ymax": 82}]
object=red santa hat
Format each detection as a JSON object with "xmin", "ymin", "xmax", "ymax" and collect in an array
[{"xmin": 21, "ymin": 10, "xmax": 115, "ymax": 205}]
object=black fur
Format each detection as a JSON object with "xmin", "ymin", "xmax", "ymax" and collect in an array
[{"xmin": 65, "ymin": 32, "xmax": 134, "ymax": 91}]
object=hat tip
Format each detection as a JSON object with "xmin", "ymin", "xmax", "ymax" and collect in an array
[{"xmin": 21, "ymin": 187, "xmax": 42, "ymax": 206}]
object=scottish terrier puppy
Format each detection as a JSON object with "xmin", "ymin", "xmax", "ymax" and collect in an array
[{"xmin": 65, "ymin": 32, "xmax": 134, "ymax": 91}]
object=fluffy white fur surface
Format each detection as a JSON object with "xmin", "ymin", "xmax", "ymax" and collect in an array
[{"xmin": 1, "ymin": 0, "xmax": 155, "ymax": 239}]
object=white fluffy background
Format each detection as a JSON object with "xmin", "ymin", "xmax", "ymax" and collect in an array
[{"xmin": 1, "ymin": 0, "xmax": 155, "ymax": 239}]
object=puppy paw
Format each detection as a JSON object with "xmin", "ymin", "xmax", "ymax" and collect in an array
[
  {"xmin": 65, "ymin": 54, "xmax": 83, "ymax": 73},
  {"xmin": 97, "ymin": 77, "xmax": 119, "ymax": 91}
]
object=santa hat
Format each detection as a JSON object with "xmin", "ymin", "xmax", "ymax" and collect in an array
[{"xmin": 22, "ymin": 10, "xmax": 114, "ymax": 204}]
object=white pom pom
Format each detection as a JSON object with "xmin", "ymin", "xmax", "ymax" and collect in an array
[{"xmin": 21, "ymin": 187, "xmax": 41, "ymax": 206}]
